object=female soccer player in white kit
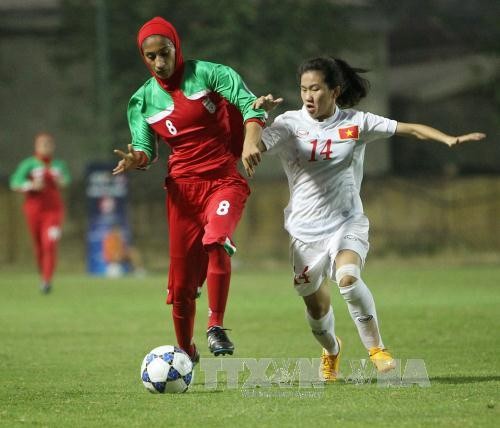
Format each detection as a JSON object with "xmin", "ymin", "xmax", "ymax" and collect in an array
[{"xmin": 244, "ymin": 57, "xmax": 485, "ymax": 381}]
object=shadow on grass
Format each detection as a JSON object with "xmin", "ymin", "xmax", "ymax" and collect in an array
[
  {"xmin": 189, "ymin": 389, "xmax": 225, "ymax": 394},
  {"xmin": 191, "ymin": 376, "xmax": 500, "ymax": 390},
  {"xmin": 429, "ymin": 375, "xmax": 500, "ymax": 384}
]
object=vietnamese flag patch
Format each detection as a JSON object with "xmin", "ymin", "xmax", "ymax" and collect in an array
[{"xmin": 338, "ymin": 125, "xmax": 359, "ymax": 140}]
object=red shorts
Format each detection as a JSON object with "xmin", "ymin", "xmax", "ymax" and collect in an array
[{"xmin": 165, "ymin": 170, "xmax": 250, "ymax": 303}]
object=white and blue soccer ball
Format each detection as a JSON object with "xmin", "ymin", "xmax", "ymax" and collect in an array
[{"xmin": 140, "ymin": 345, "xmax": 194, "ymax": 393}]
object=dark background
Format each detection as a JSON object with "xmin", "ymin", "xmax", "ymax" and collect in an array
[{"xmin": 0, "ymin": 0, "xmax": 499, "ymax": 266}]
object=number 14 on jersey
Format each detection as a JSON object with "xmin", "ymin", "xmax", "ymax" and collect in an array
[{"xmin": 309, "ymin": 139, "xmax": 333, "ymax": 162}]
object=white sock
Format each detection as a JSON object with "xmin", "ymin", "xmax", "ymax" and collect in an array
[
  {"xmin": 339, "ymin": 279, "xmax": 384, "ymax": 350},
  {"xmin": 305, "ymin": 306, "xmax": 339, "ymax": 355}
]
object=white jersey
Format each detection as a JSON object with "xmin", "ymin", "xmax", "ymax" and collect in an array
[{"xmin": 262, "ymin": 105, "xmax": 397, "ymax": 242}]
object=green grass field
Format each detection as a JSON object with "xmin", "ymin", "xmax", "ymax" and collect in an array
[{"xmin": 1, "ymin": 265, "xmax": 499, "ymax": 427}]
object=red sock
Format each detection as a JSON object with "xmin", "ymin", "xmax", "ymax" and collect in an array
[
  {"xmin": 172, "ymin": 299, "xmax": 196, "ymax": 355},
  {"xmin": 206, "ymin": 245, "xmax": 231, "ymax": 328},
  {"xmin": 34, "ymin": 238, "xmax": 44, "ymax": 275},
  {"xmin": 41, "ymin": 236, "xmax": 57, "ymax": 283},
  {"xmin": 169, "ymin": 256, "xmax": 199, "ymax": 356},
  {"xmin": 25, "ymin": 211, "xmax": 43, "ymax": 274},
  {"xmin": 39, "ymin": 213, "xmax": 62, "ymax": 284}
]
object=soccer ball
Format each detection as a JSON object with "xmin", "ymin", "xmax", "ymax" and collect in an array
[{"xmin": 140, "ymin": 345, "xmax": 194, "ymax": 393}]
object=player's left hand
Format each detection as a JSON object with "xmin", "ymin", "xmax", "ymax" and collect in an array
[
  {"xmin": 450, "ymin": 132, "xmax": 486, "ymax": 146},
  {"xmin": 445, "ymin": 132, "xmax": 486, "ymax": 147},
  {"xmin": 253, "ymin": 94, "xmax": 284, "ymax": 112}
]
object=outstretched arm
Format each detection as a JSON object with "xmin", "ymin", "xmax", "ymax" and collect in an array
[
  {"xmin": 395, "ymin": 122, "xmax": 486, "ymax": 146},
  {"xmin": 242, "ymin": 94, "xmax": 284, "ymax": 177},
  {"xmin": 241, "ymin": 122, "xmax": 265, "ymax": 178}
]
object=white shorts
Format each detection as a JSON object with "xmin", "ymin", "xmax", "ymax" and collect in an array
[{"xmin": 290, "ymin": 214, "xmax": 370, "ymax": 297}]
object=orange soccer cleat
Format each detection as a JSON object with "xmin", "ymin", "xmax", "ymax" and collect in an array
[
  {"xmin": 320, "ymin": 338, "xmax": 342, "ymax": 382},
  {"xmin": 369, "ymin": 347, "xmax": 396, "ymax": 373}
]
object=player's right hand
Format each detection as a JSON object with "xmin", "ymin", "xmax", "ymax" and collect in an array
[
  {"xmin": 242, "ymin": 145, "xmax": 261, "ymax": 178},
  {"xmin": 112, "ymin": 144, "xmax": 141, "ymax": 175}
]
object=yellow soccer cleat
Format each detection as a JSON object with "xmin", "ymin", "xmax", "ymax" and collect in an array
[
  {"xmin": 369, "ymin": 347, "xmax": 396, "ymax": 373},
  {"xmin": 320, "ymin": 338, "xmax": 342, "ymax": 382}
]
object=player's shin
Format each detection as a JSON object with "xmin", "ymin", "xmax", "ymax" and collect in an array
[
  {"xmin": 338, "ymin": 278, "xmax": 384, "ymax": 350},
  {"xmin": 172, "ymin": 298, "xmax": 196, "ymax": 356},
  {"xmin": 206, "ymin": 245, "xmax": 231, "ymax": 328},
  {"xmin": 305, "ymin": 306, "xmax": 340, "ymax": 356}
]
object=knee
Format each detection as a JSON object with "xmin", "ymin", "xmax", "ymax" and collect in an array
[
  {"xmin": 336, "ymin": 264, "xmax": 362, "ymax": 299},
  {"xmin": 336, "ymin": 264, "xmax": 361, "ymax": 285},
  {"xmin": 173, "ymin": 286, "xmax": 196, "ymax": 303},
  {"xmin": 338, "ymin": 275, "xmax": 357, "ymax": 288},
  {"xmin": 206, "ymin": 244, "xmax": 231, "ymax": 274},
  {"xmin": 306, "ymin": 300, "xmax": 330, "ymax": 320}
]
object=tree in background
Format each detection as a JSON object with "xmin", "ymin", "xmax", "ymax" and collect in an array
[
  {"xmin": 53, "ymin": 0, "xmax": 358, "ymax": 154},
  {"xmin": 52, "ymin": 0, "xmax": 498, "ymax": 173}
]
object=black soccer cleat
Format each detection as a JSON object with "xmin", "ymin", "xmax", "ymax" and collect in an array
[{"xmin": 207, "ymin": 326, "xmax": 234, "ymax": 356}]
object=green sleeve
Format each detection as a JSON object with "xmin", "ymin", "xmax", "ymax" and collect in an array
[
  {"xmin": 55, "ymin": 160, "xmax": 71, "ymax": 186},
  {"xmin": 127, "ymin": 86, "xmax": 157, "ymax": 166},
  {"xmin": 199, "ymin": 61, "xmax": 267, "ymax": 123},
  {"xmin": 10, "ymin": 158, "xmax": 34, "ymax": 191}
]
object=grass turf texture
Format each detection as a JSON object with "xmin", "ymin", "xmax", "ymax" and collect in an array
[{"xmin": 0, "ymin": 265, "xmax": 499, "ymax": 427}]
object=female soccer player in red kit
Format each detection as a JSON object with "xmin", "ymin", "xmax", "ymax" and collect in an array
[
  {"xmin": 10, "ymin": 133, "xmax": 71, "ymax": 293},
  {"xmin": 113, "ymin": 17, "xmax": 266, "ymax": 362}
]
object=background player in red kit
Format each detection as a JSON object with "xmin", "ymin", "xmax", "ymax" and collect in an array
[
  {"xmin": 10, "ymin": 133, "xmax": 71, "ymax": 293},
  {"xmin": 112, "ymin": 17, "xmax": 267, "ymax": 362}
]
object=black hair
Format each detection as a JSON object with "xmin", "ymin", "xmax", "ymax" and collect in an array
[{"xmin": 297, "ymin": 57, "xmax": 370, "ymax": 108}]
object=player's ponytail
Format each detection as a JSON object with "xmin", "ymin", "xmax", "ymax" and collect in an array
[
  {"xmin": 332, "ymin": 58, "xmax": 370, "ymax": 108},
  {"xmin": 298, "ymin": 57, "xmax": 370, "ymax": 108}
]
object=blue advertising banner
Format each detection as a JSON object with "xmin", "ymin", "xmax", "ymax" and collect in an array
[{"xmin": 86, "ymin": 163, "xmax": 130, "ymax": 276}]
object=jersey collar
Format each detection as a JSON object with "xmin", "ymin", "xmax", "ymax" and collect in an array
[{"xmin": 301, "ymin": 104, "xmax": 340, "ymax": 127}]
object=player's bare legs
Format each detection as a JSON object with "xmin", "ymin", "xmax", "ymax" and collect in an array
[
  {"xmin": 335, "ymin": 249, "xmax": 395, "ymax": 372},
  {"xmin": 303, "ymin": 281, "xmax": 341, "ymax": 380},
  {"xmin": 303, "ymin": 279, "xmax": 330, "ymax": 319}
]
